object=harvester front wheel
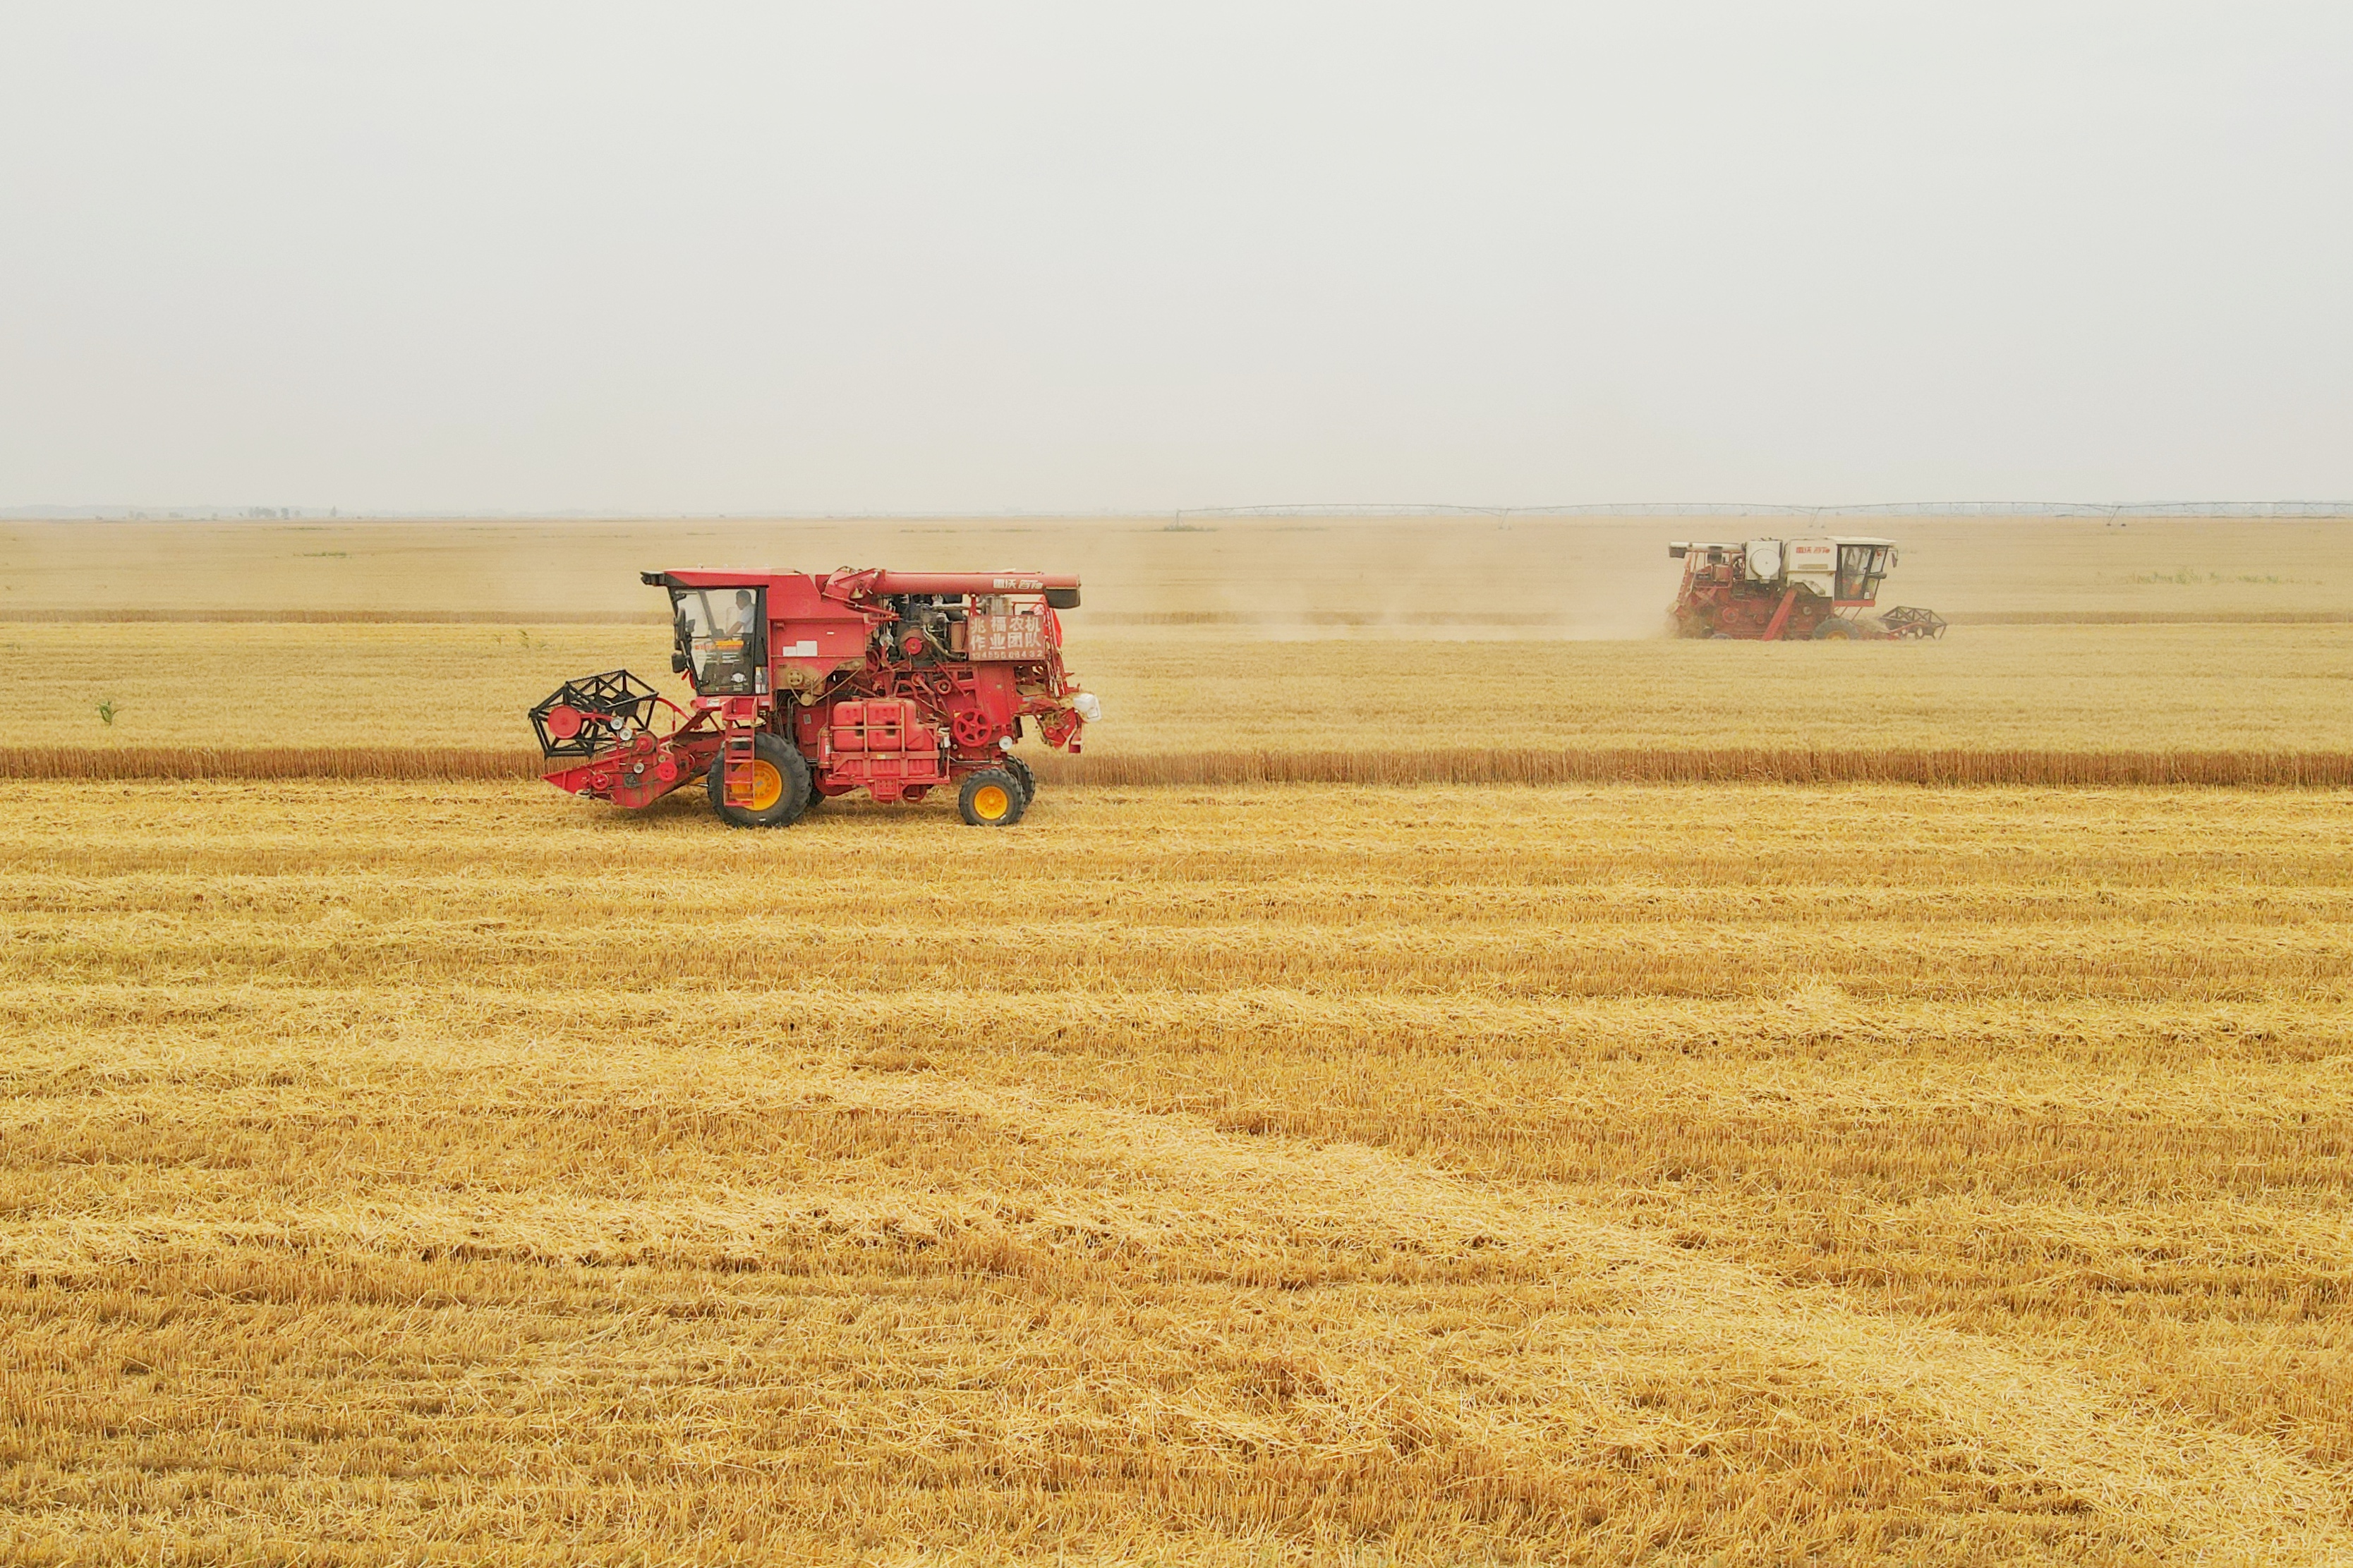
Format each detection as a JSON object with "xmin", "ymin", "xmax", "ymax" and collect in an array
[
  {"xmin": 707, "ymin": 733, "xmax": 811, "ymax": 829},
  {"xmin": 958, "ymin": 768, "xmax": 1028, "ymax": 827},
  {"xmin": 1813, "ymin": 617, "xmax": 1858, "ymax": 640},
  {"xmin": 1002, "ymin": 754, "xmax": 1036, "ymax": 807}
]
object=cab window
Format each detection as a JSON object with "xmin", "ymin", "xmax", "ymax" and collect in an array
[
  {"xmin": 1835, "ymin": 545, "xmax": 1877, "ymax": 602},
  {"xmin": 670, "ymin": 587, "xmax": 763, "ymax": 694}
]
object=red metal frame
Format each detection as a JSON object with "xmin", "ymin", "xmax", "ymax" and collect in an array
[{"xmin": 535, "ymin": 569, "xmax": 1091, "ymax": 814}]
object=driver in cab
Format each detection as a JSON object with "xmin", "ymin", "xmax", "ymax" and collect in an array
[
  {"xmin": 701, "ymin": 588, "xmax": 758, "ymax": 693},
  {"xmin": 722, "ymin": 589, "xmax": 756, "ymax": 638}
]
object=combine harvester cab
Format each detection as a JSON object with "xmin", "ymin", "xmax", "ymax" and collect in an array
[
  {"xmin": 1667, "ymin": 537, "xmax": 1945, "ymax": 641},
  {"xmin": 530, "ymin": 569, "xmax": 1099, "ymax": 828}
]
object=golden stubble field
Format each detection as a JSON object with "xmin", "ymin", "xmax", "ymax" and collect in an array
[
  {"xmin": 6, "ymin": 782, "xmax": 2352, "ymax": 1564},
  {"xmin": 3, "ymin": 516, "xmax": 2351, "ymax": 1563}
]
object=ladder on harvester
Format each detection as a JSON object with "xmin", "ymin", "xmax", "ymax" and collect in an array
[{"xmin": 722, "ymin": 724, "xmax": 759, "ymax": 806}]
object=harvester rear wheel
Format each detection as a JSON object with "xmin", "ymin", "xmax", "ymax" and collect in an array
[
  {"xmin": 1003, "ymin": 754, "xmax": 1036, "ymax": 806},
  {"xmin": 958, "ymin": 768, "xmax": 1027, "ymax": 827},
  {"xmin": 707, "ymin": 733, "xmax": 811, "ymax": 829}
]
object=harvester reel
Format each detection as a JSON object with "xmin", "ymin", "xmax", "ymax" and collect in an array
[
  {"xmin": 1882, "ymin": 606, "xmax": 1948, "ymax": 640},
  {"xmin": 530, "ymin": 670, "xmax": 665, "ymax": 758}
]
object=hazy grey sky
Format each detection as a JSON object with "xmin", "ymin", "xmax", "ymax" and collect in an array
[{"xmin": 3, "ymin": 3, "xmax": 2347, "ymax": 512}]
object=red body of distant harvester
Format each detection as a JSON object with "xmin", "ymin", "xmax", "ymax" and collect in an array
[
  {"xmin": 529, "ymin": 568, "xmax": 1096, "ymax": 827},
  {"xmin": 1667, "ymin": 537, "xmax": 1944, "ymax": 641}
]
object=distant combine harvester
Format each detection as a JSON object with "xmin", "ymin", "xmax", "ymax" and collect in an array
[{"xmin": 1667, "ymin": 537, "xmax": 1944, "ymax": 641}]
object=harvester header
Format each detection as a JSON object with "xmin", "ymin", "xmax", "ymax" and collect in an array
[{"xmin": 531, "ymin": 567, "xmax": 1098, "ymax": 828}]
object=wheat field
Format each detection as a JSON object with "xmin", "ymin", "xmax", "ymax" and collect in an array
[
  {"xmin": 4, "ymin": 516, "xmax": 2352, "ymax": 1562},
  {"xmin": 8, "ymin": 511, "xmax": 2353, "ymax": 623},
  {"xmin": 8, "ymin": 620, "xmax": 2353, "ymax": 760},
  {"xmin": 4, "ymin": 780, "xmax": 2350, "ymax": 1563}
]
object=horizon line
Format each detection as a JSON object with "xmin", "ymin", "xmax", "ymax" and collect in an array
[{"xmin": 8, "ymin": 499, "xmax": 2353, "ymax": 523}]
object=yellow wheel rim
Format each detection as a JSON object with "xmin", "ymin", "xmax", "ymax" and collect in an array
[
  {"xmin": 972, "ymin": 784, "xmax": 1011, "ymax": 820},
  {"xmin": 746, "ymin": 760, "xmax": 784, "ymax": 812}
]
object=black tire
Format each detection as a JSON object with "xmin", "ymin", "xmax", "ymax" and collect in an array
[
  {"xmin": 1002, "ymin": 754, "xmax": 1036, "ymax": 806},
  {"xmin": 707, "ymin": 732, "xmax": 811, "ymax": 828},
  {"xmin": 957, "ymin": 768, "xmax": 1027, "ymax": 827},
  {"xmin": 1813, "ymin": 617, "xmax": 1857, "ymax": 640}
]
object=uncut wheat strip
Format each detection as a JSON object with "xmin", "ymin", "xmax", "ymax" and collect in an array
[
  {"xmin": 12, "ymin": 745, "xmax": 2353, "ymax": 787},
  {"xmin": 0, "ymin": 746, "xmax": 544, "ymax": 781},
  {"xmin": 841, "ymin": 1073, "xmax": 2353, "ymax": 1564},
  {"xmin": 1952, "ymin": 610, "xmax": 2353, "ymax": 626},
  {"xmin": 1026, "ymin": 748, "xmax": 2353, "ymax": 787},
  {"xmin": 0, "ymin": 608, "xmax": 663, "ymax": 625}
]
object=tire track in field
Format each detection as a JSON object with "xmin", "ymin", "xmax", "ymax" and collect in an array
[{"xmin": 854, "ymin": 1071, "xmax": 2353, "ymax": 1566}]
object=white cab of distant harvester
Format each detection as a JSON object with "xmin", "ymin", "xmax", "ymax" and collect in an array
[{"xmin": 1736, "ymin": 536, "xmax": 1898, "ymax": 593}]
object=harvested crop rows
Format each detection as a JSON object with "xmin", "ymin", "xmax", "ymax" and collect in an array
[{"xmin": 4, "ymin": 779, "xmax": 2349, "ymax": 1564}]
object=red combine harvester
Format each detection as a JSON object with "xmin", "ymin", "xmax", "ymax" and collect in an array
[
  {"xmin": 1668, "ymin": 537, "xmax": 1945, "ymax": 640},
  {"xmin": 530, "ymin": 569, "xmax": 1098, "ymax": 827}
]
